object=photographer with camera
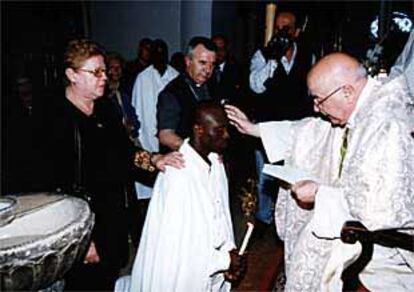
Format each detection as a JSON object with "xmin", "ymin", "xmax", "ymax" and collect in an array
[{"xmin": 249, "ymin": 11, "xmax": 315, "ymax": 231}]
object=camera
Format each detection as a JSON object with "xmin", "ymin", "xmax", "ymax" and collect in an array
[{"xmin": 265, "ymin": 26, "xmax": 293, "ymax": 60}]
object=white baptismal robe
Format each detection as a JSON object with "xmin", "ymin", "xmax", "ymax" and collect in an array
[
  {"xmin": 260, "ymin": 76, "xmax": 414, "ymax": 291},
  {"xmin": 132, "ymin": 65, "xmax": 178, "ymax": 199},
  {"xmin": 130, "ymin": 140, "xmax": 235, "ymax": 292}
]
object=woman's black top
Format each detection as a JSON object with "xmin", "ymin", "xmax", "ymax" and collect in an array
[{"xmin": 46, "ymin": 94, "xmax": 136, "ymax": 194}]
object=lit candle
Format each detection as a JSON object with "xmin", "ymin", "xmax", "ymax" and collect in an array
[{"xmin": 264, "ymin": 3, "xmax": 277, "ymax": 46}]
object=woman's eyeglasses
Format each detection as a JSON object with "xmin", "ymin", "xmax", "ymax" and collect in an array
[{"xmin": 77, "ymin": 68, "xmax": 107, "ymax": 78}]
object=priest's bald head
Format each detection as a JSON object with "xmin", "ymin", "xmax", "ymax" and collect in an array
[
  {"xmin": 190, "ymin": 101, "xmax": 230, "ymax": 161},
  {"xmin": 308, "ymin": 53, "xmax": 368, "ymax": 126}
]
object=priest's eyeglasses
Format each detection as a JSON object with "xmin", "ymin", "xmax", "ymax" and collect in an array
[
  {"xmin": 313, "ymin": 85, "xmax": 345, "ymax": 106},
  {"xmin": 77, "ymin": 68, "xmax": 107, "ymax": 78}
]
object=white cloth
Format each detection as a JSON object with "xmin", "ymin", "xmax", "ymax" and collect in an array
[
  {"xmin": 130, "ymin": 140, "xmax": 235, "ymax": 292},
  {"xmin": 249, "ymin": 44, "xmax": 297, "ymax": 94},
  {"xmin": 259, "ymin": 76, "xmax": 414, "ymax": 291},
  {"xmin": 115, "ymin": 275, "xmax": 131, "ymax": 292},
  {"xmin": 389, "ymin": 30, "xmax": 414, "ymax": 98},
  {"xmin": 131, "ymin": 65, "xmax": 178, "ymax": 199}
]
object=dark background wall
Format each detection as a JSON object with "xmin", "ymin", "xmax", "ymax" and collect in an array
[
  {"xmin": 2, "ymin": 0, "xmax": 413, "ymax": 98},
  {"xmin": 90, "ymin": 1, "xmax": 182, "ymax": 60},
  {"xmin": 89, "ymin": 0, "xmax": 215, "ymax": 60}
]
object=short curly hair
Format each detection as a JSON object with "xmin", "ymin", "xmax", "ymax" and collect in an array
[
  {"xmin": 64, "ymin": 39, "xmax": 105, "ymax": 70},
  {"xmin": 63, "ymin": 39, "xmax": 105, "ymax": 85}
]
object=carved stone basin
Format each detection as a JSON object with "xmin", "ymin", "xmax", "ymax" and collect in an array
[
  {"xmin": 0, "ymin": 193, "xmax": 94, "ymax": 291},
  {"xmin": 0, "ymin": 197, "xmax": 16, "ymax": 227}
]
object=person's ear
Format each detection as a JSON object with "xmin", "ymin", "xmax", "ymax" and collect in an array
[
  {"xmin": 294, "ymin": 28, "xmax": 301, "ymax": 38},
  {"xmin": 342, "ymin": 85, "xmax": 355, "ymax": 102},
  {"xmin": 184, "ymin": 56, "xmax": 191, "ymax": 68},
  {"xmin": 65, "ymin": 68, "xmax": 77, "ymax": 84}
]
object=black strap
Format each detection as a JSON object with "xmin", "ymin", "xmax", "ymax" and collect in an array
[
  {"xmin": 73, "ymin": 122, "xmax": 90, "ymax": 201},
  {"xmin": 74, "ymin": 122, "xmax": 83, "ymax": 189}
]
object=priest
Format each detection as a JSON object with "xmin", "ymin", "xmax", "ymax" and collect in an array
[{"xmin": 225, "ymin": 52, "xmax": 414, "ymax": 291}]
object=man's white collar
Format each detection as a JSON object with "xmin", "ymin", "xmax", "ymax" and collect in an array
[{"xmin": 347, "ymin": 77, "xmax": 379, "ymax": 128}]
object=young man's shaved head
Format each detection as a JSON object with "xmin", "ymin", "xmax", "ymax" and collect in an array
[{"xmin": 190, "ymin": 102, "xmax": 230, "ymax": 160}]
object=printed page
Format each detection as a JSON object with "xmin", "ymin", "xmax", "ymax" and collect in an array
[{"xmin": 263, "ymin": 164, "xmax": 316, "ymax": 188}]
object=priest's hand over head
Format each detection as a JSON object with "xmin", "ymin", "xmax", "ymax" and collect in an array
[
  {"xmin": 224, "ymin": 249, "xmax": 247, "ymax": 284},
  {"xmin": 151, "ymin": 151, "xmax": 185, "ymax": 172},
  {"xmin": 224, "ymin": 105, "xmax": 260, "ymax": 137},
  {"xmin": 291, "ymin": 180, "xmax": 319, "ymax": 210}
]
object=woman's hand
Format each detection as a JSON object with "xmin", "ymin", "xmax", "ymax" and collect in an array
[{"xmin": 151, "ymin": 151, "xmax": 185, "ymax": 172}]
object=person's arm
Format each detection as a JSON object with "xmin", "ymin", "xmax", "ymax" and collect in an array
[
  {"xmin": 295, "ymin": 119, "xmax": 414, "ymax": 231},
  {"xmin": 133, "ymin": 148, "xmax": 184, "ymax": 172},
  {"xmin": 122, "ymin": 91, "xmax": 140, "ymax": 138},
  {"xmin": 249, "ymin": 50, "xmax": 278, "ymax": 94},
  {"xmin": 131, "ymin": 71, "xmax": 142, "ymax": 122},
  {"xmin": 348, "ymin": 120, "xmax": 414, "ymax": 230},
  {"xmin": 224, "ymin": 105, "xmax": 260, "ymax": 137},
  {"xmin": 157, "ymin": 90, "xmax": 183, "ymax": 150},
  {"xmin": 158, "ymin": 129, "xmax": 183, "ymax": 151},
  {"xmin": 225, "ymin": 104, "xmax": 294, "ymax": 163}
]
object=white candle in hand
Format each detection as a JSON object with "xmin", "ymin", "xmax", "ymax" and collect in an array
[{"xmin": 239, "ymin": 222, "xmax": 254, "ymax": 255}]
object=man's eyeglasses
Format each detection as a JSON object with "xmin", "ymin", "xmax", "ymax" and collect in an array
[
  {"xmin": 313, "ymin": 85, "xmax": 345, "ymax": 106},
  {"xmin": 77, "ymin": 68, "xmax": 107, "ymax": 78}
]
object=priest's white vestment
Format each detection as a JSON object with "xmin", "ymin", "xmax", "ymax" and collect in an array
[
  {"xmin": 130, "ymin": 140, "xmax": 235, "ymax": 292},
  {"xmin": 259, "ymin": 76, "xmax": 414, "ymax": 291},
  {"xmin": 131, "ymin": 64, "xmax": 178, "ymax": 199},
  {"xmin": 389, "ymin": 30, "xmax": 414, "ymax": 97}
]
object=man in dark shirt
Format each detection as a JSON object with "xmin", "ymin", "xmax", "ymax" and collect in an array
[
  {"xmin": 209, "ymin": 34, "xmax": 244, "ymax": 104},
  {"xmin": 157, "ymin": 36, "xmax": 217, "ymax": 152},
  {"xmin": 125, "ymin": 38, "xmax": 153, "ymax": 96}
]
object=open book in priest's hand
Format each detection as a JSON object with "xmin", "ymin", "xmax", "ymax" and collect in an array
[{"xmin": 262, "ymin": 164, "xmax": 317, "ymax": 189}]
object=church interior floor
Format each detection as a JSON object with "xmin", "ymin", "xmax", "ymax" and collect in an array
[
  {"xmin": 232, "ymin": 217, "xmax": 284, "ymax": 291},
  {"xmin": 230, "ymin": 191, "xmax": 284, "ymax": 292}
]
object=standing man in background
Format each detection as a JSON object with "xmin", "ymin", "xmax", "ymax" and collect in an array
[
  {"xmin": 249, "ymin": 10, "xmax": 314, "ymax": 230},
  {"xmin": 209, "ymin": 34, "xmax": 243, "ymax": 104},
  {"xmin": 131, "ymin": 39, "xmax": 178, "ymax": 243},
  {"xmin": 210, "ymin": 34, "xmax": 252, "ymax": 202},
  {"xmin": 125, "ymin": 38, "xmax": 153, "ymax": 96},
  {"xmin": 157, "ymin": 36, "xmax": 217, "ymax": 153},
  {"xmin": 106, "ymin": 51, "xmax": 142, "ymax": 249},
  {"xmin": 106, "ymin": 52, "xmax": 140, "ymax": 145}
]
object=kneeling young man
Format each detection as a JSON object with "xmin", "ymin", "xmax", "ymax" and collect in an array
[{"xmin": 130, "ymin": 101, "xmax": 246, "ymax": 292}]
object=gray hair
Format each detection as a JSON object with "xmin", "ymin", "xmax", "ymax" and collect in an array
[{"xmin": 185, "ymin": 36, "xmax": 217, "ymax": 58}]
